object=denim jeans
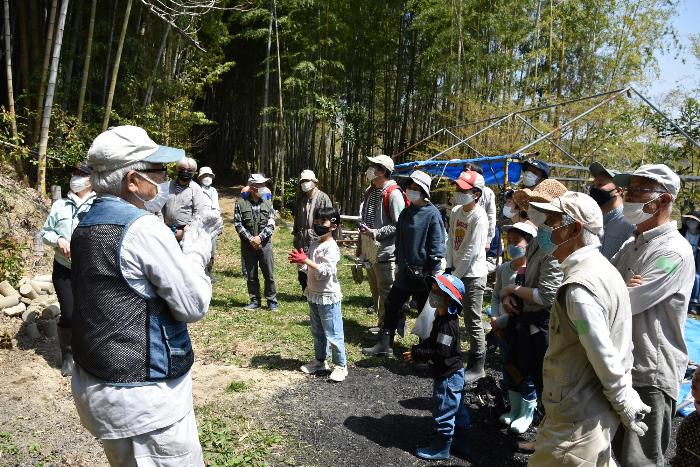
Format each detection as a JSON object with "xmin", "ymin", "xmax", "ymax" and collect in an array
[
  {"xmin": 309, "ymin": 301, "xmax": 346, "ymax": 367},
  {"xmin": 433, "ymin": 368, "xmax": 470, "ymax": 437},
  {"xmin": 690, "ymin": 273, "xmax": 700, "ymax": 308}
]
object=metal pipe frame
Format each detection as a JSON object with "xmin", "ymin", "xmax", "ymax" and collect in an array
[{"xmin": 514, "ymin": 114, "xmax": 583, "ymax": 167}]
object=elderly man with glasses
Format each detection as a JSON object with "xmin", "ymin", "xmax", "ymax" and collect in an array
[
  {"xmin": 70, "ymin": 126, "xmax": 217, "ymax": 465},
  {"xmin": 610, "ymin": 164, "xmax": 695, "ymax": 466}
]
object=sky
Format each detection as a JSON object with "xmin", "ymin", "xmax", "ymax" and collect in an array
[{"xmin": 645, "ymin": 0, "xmax": 699, "ymax": 102}]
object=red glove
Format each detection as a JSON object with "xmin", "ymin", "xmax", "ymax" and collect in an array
[{"xmin": 288, "ymin": 248, "xmax": 308, "ymax": 264}]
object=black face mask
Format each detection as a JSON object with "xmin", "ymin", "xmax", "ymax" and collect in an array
[
  {"xmin": 178, "ymin": 171, "xmax": 194, "ymax": 181},
  {"xmin": 313, "ymin": 224, "xmax": 332, "ymax": 236},
  {"xmin": 589, "ymin": 186, "xmax": 615, "ymax": 207}
]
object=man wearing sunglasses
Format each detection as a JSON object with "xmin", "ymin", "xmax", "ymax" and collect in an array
[
  {"xmin": 588, "ymin": 162, "xmax": 634, "ymax": 260},
  {"xmin": 610, "ymin": 164, "xmax": 694, "ymax": 466},
  {"xmin": 69, "ymin": 126, "xmax": 215, "ymax": 465}
]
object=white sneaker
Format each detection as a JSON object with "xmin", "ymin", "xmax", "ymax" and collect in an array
[
  {"xmin": 300, "ymin": 359, "xmax": 329, "ymax": 374},
  {"xmin": 328, "ymin": 366, "xmax": 348, "ymax": 382}
]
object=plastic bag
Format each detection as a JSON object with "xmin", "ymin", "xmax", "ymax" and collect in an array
[{"xmin": 411, "ymin": 301, "xmax": 436, "ymax": 340}]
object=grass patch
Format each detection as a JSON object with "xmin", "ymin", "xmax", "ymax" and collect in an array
[
  {"xmin": 198, "ymin": 406, "xmax": 282, "ymax": 467},
  {"xmin": 225, "ymin": 380, "xmax": 248, "ymax": 393}
]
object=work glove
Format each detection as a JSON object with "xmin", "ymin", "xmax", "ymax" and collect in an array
[
  {"xmin": 618, "ymin": 389, "xmax": 651, "ymax": 437},
  {"xmin": 181, "ymin": 222, "xmax": 213, "ymax": 269},
  {"xmin": 288, "ymin": 248, "xmax": 308, "ymax": 264}
]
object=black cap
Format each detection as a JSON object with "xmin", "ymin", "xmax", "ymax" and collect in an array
[
  {"xmin": 523, "ymin": 159, "xmax": 550, "ymax": 178},
  {"xmin": 74, "ymin": 161, "xmax": 92, "ymax": 175}
]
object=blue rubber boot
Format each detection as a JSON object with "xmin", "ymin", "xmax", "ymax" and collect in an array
[
  {"xmin": 451, "ymin": 427, "xmax": 469, "ymax": 457},
  {"xmin": 416, "ymin": 436, "xmax": 452, "ymax": 460}
]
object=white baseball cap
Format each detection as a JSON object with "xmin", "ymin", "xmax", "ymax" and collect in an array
[
  {"xmin": 502, "ymin": 221, "xmax": 538, "ymax": 238},
  {"xmin": 367, "ymin": 154, "xmax": 395, "ymax": 173},
  {"xmin": 613, "ymin": 164, "xmax": 680, "ymax": 198},
  {"xmin": 88, "ymin": 125, "xmax": 185, "ymax": 172},
  {"xmin": 530, "ymin": 191, "xmax": 604, "ymax": 236}
]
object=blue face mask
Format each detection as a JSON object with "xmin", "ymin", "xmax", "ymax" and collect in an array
[
  {"xmin": 508, "ymin": 244, "xmax": 526, "ymax": 259},
  {"xmin": 537, "ymin": 224, "xmax": 556, "ymax": 256}
]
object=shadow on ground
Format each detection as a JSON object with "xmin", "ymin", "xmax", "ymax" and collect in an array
[{"xmin": 15, "ymin": 322, "xmax": 59, "ymax": 371}]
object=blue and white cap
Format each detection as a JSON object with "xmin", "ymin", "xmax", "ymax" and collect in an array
[
  {"xmin": 427, "ymin": 273, "xmax": 465, "ymax": 315},
  {"xmin": 88, "ymin": 125, "xmax": 185, "ymax": 172}
]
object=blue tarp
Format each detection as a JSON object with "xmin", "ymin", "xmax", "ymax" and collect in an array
[
  {"xmin": 394, "ymin": 154, "xmax": 524, "ymax": 186},
  {"xmin": 678, "ymin": 317, "xmax": 700, "ymax": 416}
]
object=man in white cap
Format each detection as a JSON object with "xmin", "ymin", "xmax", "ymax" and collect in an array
[
  {"xmin": 447, "ymin": 170, "xmax": 489, "ymax": 383},
  {"xmin": 234, "ymin": 173, "xmax": 278, "ymax": 310},
  {"xmin": 527, "ymin": 192, "xmax": 650, "ymax": 466},
  {"xmin": 293, "ymin": 169, "xmax": 333, "ymax": 291},
  {"xmin": 610, "ymin": 164, "xmax": 694, "ymax": 466},
  {"xmin": 588, "ymin": 162, "xmax": 634, "ymax": 260},
  {"xmin": 358, "ymin": 155, "xmax": 406, "ymax": 331},
  {"xmin": 70, "ymin": 125, "xmax": 217, "ymax": 465},
  {"xmin": 162, "ymin": 157, "xmax": 206, "ymax": 241},
  {"xmin": 363, "ymin": 170, "xmax": 445, "ymax": 357}
]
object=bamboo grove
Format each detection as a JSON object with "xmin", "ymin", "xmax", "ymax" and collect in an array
[{"xmin": 0, "ymin": 0, "xmax": 698, "ymax": 214}]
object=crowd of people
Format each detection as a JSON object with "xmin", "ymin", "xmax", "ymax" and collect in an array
[{"xmin": 40, "ymin": 124, "xmax": 700, "ymax": 466}]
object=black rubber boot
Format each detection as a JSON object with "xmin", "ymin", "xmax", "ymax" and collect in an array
[
  {"xmin": 464, "ymin": 352, "xmax": 485, "ymax": 384},
  {"xmin": 451, "ymin": 426, "xmax": 470, "ymax": 457},
  {"xmin": 362, "ymin": 329, "xmax": 393, "ymax": 357},
  {"xmin": 57, "ymin": 327, "xmax": 74, "ymax": 377}
]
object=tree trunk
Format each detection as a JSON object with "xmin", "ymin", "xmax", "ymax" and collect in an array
[
  {"xmin": 16, "ymin": 0, "xmax": 29, "ymax": 93},
  {"xmin": 260, "ymin": 0, "xmax": 273, "ymax": 175},
  {"xmin": 273, "ymin": 0, "xmax": 285, "ymax": 201},
  {"xmin": 143, "ymin": 23, "xmax": 170, "ymax": 107},
  {"xmin": 76, "ymin": 0, "xmax": 96, "ymax": 123},
  {"xmin": 62, "ymin": 0, "xmax": 82, "ymax": 107},
  {"xmin": 3, "ymin": 0, "xmax": 25, "ymax": 180},
  {"xmin": 36, "ymin": 0, "xmax": 69, "ymax": 195},
  {"xmin": 102, "ymin": 0, "xmax": 133, "ymax": 131},
  {"xmin": 32, "ymin": 0, "xmax": 57, "ymax": 146},
  {"xmin": 102, "ymin": 0, "xmax": 119, "ymax": 105}
]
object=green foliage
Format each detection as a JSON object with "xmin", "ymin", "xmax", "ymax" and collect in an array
[
  {"xmin": 0, "ymin": 236, "xmax": 25, "ymax": 286},
  {"xmin": 225, "ymin": 380, "xmax": 248, "ymax": 393},
  {"xmin": 199, "ymin": 411, "xmax": 281, "ymax": 466}
]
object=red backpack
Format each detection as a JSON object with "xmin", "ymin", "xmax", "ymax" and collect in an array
[{"xmin": 365, "ymin": 183, "xmax": 411, "ymax": 212}]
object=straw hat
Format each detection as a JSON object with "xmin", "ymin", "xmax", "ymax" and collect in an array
[{"xmin": 513, "ymin": 179, "xmax": 568, "ymax": 210}]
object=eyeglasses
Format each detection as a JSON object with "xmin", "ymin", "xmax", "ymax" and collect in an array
[
  {"xmin": 623, "ymin": 188, "xmax": 666, "ymax": 196},
  {"xmin": 139, "ymin": 168, "xmax": 167, "ymax": 174}
]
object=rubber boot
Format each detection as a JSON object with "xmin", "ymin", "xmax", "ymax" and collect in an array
[
  {"xmin": 362, "ymin": 329, "xmax": 393, "ymax": 357},
  {"xmin": 509, "ymin": 397, "xmax": 537, "ymax": 434},
  {"xmin": 499, "ymin": 390, "xmax": 523, "ymax": 426},
  {"xmin": 416, "ymin": 435, "xmax": 452, "ymax": 460},
  {"xmin": 57, "ymin": 327, "xmax": 74, "ymax": 377},
  {"xmin": 464, "ymin": 352, "xmax": 485, "ymax": 384},
  {"xmin": 451, "ymin": 427, "xmax": 469, "ymax": 457}
]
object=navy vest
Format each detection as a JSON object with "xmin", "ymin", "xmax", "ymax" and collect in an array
[{"xmin": 71, "ymin": 197, "xmax": 194, "ymax": 383}]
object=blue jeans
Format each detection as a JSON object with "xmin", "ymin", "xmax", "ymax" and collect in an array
[
  {"xmin": 690, "ymin": 273, "xmax": 700, "ymax": 308},
  {"xmin": 309, "ymin": 301, "xmax": 346, "ymax": 367},
  {"xmin": 433, "ymin": 368, "xmax": 470, "ymax": 437}
]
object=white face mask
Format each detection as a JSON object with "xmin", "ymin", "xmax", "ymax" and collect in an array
[
  {"xmin": 623, "ymin": 197, "xmax": 659, "ymax": 225},
  {"xmin": 527, "ymin": 206, "xmax": 547, "ymax": 227},
  {"xmin": 200, "ymin": 176, "xmax": 213, "ymax": 187},
  {"xmin": 428, "ymin": 292, "xmax": 446, "ymax": 309},
  {"xmin": 453, "ymin": 192, "xmax": 474, "ymax": 206},
  {"xmin": 406, "ymin": 189, "xmax": 423, "ymax": 203},
  {"xmin": 69, "ymin": 175, "xmax": 89, "ymax": 194},
  {"xmin": 301, "ymin": 181, "xmax": 315, "ymax": 193},
  {"xmin": 366, "ymin": 167, "xmax": 378, "ymax": 182},
  {"xmin": 134, "ymin": 174, "xmax": 171, "ymax": 213},
  {"xmin": 522, "ymin": 171, "xmax": 539, "ymax": 188},
  {"xmin": 502, "ymin": 205, "xmax": 517, "ymax": 219}
]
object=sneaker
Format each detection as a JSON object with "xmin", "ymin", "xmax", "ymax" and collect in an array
[
  {"xmin": 268, "ymin": 301, "xmax": 278, "ymax": 311},
  {"xmin": 300, "ymin": 359, "xmax": 329, "ymax": 374},
  {"xmin": 243, "ymin": 301, "xmax": 260, "ymax": 310},
  {"xmin": 328, "ymin": 366, "xmax": 348, "ymax": 382}
]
